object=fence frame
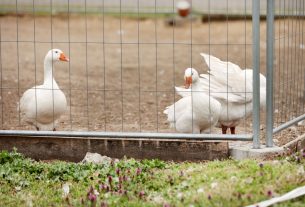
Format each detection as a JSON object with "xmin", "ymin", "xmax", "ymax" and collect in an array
[
  {"xmin": 265, "ymin": 0, "xmax": 305, "ymax": 147},
  {"xmin": 252, "ymin": 0, "xmax": 261, "ymax": 149},
  {"xmin": 266, "ymin": 0, "xmax": 274, "ymax": 147}
]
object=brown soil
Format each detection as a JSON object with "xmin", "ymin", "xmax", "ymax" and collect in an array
[{"xmin": 1, "ymin": 14, "xmax": 304, "ymax": 146}]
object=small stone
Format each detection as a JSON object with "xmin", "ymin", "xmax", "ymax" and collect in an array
[
  {"xmin": 288, "ymin": 126, "xmax": 297, "ymax": 132},
  {"xmin": 81, "ymin": 152, "xmax": 112, "ymax": 165},
  {"xmin": 62, "ymin": 183, "xmax": 70, "ymax": 198},
  {"xmin": 297, "ymin": 120, "xmax": 305, "ymax": 126},
  {"xmin": 273, "ymin": 139, "xmax": 279, "ymax": 144}
]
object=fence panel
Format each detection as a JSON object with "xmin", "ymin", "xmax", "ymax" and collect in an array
[
  {"xmin": 0, "ymin": 0, "xmax": 271, "ymax": 144},
  {"xmin": 271, "ymin": 0, "xmax": 305, "ymax": 140}
]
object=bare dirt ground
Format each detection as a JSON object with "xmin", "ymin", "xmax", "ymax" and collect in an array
[{"xmin": 1, "ymin": 14, "xmax": 305, "ymax": 146}]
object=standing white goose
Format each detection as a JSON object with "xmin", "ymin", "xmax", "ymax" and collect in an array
[
  {"xmin": 164, "ymin": 68, "xmax": 221, "ymax": 133},
  {"xmin": 175, "ymin": 54, "xmax": 266, "ymax": 134},
  {"xmin": 19, "ymin": 49, "xmax": 69, "ymax": 131}
]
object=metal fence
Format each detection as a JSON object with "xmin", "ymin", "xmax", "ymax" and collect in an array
[
  {"xmin": 0, "ymin": 0, "xmax": 304, "ymax": 149},
  {"xmin": 266, "ymin": 0, "xmax": 305, "ymax": 146}
]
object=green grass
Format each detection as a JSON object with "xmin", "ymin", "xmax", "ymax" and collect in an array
[{"xmin": 0, "ymin": 149, "xmax": 305, "ymax": 207}]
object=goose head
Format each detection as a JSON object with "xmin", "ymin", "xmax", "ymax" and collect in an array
[
  {"xmin": 45, "ymin": 49, "xmax": 69, "ymax": 62},
  {"xmin": 184, "ymin": 68, "xmax": 199, "ymax": 89}
]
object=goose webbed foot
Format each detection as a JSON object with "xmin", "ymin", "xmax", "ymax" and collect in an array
[
  {"xmin": 53, "ymin": 128, "xmax": 56, "ymax": 131},
  {"xmin": 221, "ymin": 125, "xmax": 228, "ymax": 134},
  {"xmin": 35, "ymin": 126, "xmax": 40, "ymax": 131},
  {"xmin": 230, "ymin": 127, "xmax": 236, "ymax": 134}
]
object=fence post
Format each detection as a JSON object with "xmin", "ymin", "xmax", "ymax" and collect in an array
[
  {"xmin": 266, "ymin": 0, "xmax": 274, "ymax": 147},
  {"xmin": 252, "ymin": 0, "xmax": 260, "ymax": 149}
]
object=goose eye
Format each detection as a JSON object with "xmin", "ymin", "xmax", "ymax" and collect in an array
[{"xmin": 55, "ymin": 51, "xmax": 58, "ymax": 54}]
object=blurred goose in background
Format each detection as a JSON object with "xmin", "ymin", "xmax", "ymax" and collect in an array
[
  {"xmin": 164, "ymin": 68, "xmax": 221, "ymax": 133},
  {"xmin": 175, "ymin": 54, "xmax": 266, "ymax": 134},
  {"xmin": 19, "ymin": 49, "xmax": 69, "ymax": 131}
]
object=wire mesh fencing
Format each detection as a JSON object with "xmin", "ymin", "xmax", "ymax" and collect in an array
[
  {"xmin": 1, "ymin": 0, "xmax": 300, "ymax": 146},
  {"xmin": 267, "ymin": 0, "xmax": 305, "ymax": 145}
]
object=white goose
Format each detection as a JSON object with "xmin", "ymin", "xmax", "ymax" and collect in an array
[
  {"xmin": 175, "ymin": 54, "xmax": 266, "ymax": 134},
  {"xmin": 19, "ymin": 49, "xmax": 69, "ymax": 131},
  {"xmin": 164, "ymin": 68, "xmax": 221, "ymax": 133}
]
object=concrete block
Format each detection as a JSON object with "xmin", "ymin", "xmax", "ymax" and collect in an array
[{"xmin": 229, "ymin": 144, "xmax": 284, "ymax": 160}]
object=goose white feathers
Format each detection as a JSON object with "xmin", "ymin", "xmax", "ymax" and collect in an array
[
  {"xmin": 164, "ymin": 68, "xmax": 221, "ymax": 133},
  {"xmin": 200, "ymin": 53, "xmax": 266, "ymax": 134},
  {"xmin": 19, "ymin": 49, "xmax": 69, "ymax": 131},
  {"xmin": 175, "ymin": 54, "xmax": 266, "ymax": 134}
]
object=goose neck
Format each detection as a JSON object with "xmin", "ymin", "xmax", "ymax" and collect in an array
[{"xmin": 43, "ymin": 57, "xmax": 58, "ymax": 88}]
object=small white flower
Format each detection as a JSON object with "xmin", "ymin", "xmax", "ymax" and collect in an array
[
  {"xmin": 197, "ymin": 188, "xmax": 204, "ymax": 193},
  {"xmin": 94, "ymin": 189, "xmax": 100, "ymax": 196},
  {"xmin": 177, "ymin": 192, "xmax": 183, "ymax": 199},
  {"xmin": 211, "ymin": 182, "xmax": 218, "ymax": 189}
]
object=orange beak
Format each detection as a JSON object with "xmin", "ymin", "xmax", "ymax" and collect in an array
[
  {"xmin": 184, "ymin": 76, "xmax": 192, "ymax": 89},
  {"xmin": 59, "ymin": 53, "xmax": 69, "ymax": 62}
]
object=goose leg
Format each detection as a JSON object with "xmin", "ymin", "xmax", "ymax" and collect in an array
[
  {"xmin": 35, "ymin": 126, "xmax": 40, "ymax": 131},
  {"xmin": 221, "ymin": 125, "xmax": 228, "ymax": 134},
  {"xmin": 230, "ymin": 127, "xmax": 236, "ymax": 134}
]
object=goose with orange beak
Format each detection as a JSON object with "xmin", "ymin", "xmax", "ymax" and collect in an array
[
  {"xmin": 164, "ymin": 68, "xmax": 221, "ymax": 133},
  {"xmin": 19, "ymin": 49, "xmax": 68, "ymax": 131}
]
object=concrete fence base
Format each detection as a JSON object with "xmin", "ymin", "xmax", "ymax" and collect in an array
[{"xmin": 0, "ymin": 136, "xmax": 229, "ymax": 162}]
